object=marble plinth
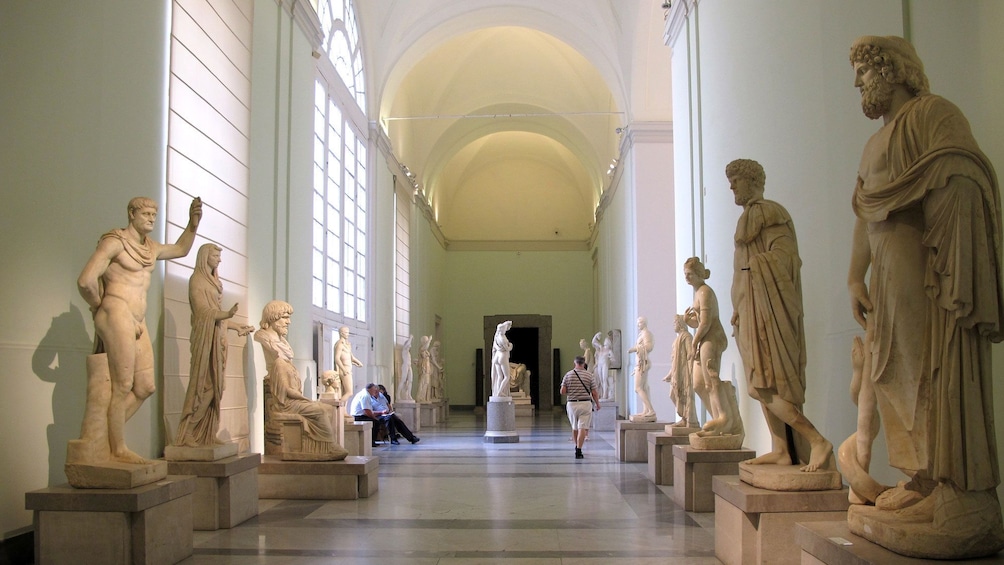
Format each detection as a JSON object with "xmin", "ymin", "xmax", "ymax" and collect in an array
[
  {"xmin": 278, "ymin": 420, "xmax": 348, "ymax": 461},
  {"xmin": 647, "ymin": 432, "xmax": 692, "ymax": 485},
  {"xmin": 485, "ymin": 398, "xmax": 519, "ymax": 443},
  {"xmin": 615, "ymin": 420, "xmax": 667, "ymax": 462},
  {"xmin": 664, "ymin": 424, "xmax": 700, "ymax": 435},
  {"xmin": 592, "ymin": 403, "xmax": 619, "ymax": 431},
  {"xmin": 26, "ymin": 475, "xmax": 195, "ymax": 565},
  {"xmin": 713, "ymin": 475, "xmax": 849, "ymax": 565},
  {"xmin": 795, "ymin": 521, "xmax": 1004, "ymax": 564},
  {"xmin": 629, "ymin": 413, "xmax": 657, "ymax": 423},
  {"xmin": 344, "ymin": 421, "xmax": 373, "ymax": 456},
  {"xmin": 64, "ymin": 450, "xmax": 168, "ymax": 490},
  {"xmin": 258, "ymin": 455, "xmax": 378, "ymax": 499},
  {"xmin": 396, "ymin": 401, "xmax": 420, "ymax": 432},
  {"xmin": 672, "ymin": 445, "xmax": 755, "ymax": 511},
  {"xmin": 319, "ymin": 397, "xmax": 346, "ymax": 445},
  {"xmin": 514, "ymin": 403, "xmax": 536, "ymax": 418},
  {"xmin": 435, "ymin": 399, "xmax": 449, "ymax": 422},
  {"xmin": 166, "ymin": 453, "xmax": 260, "ymax": 530},
  {"xmin": 164, "ymin": 442, "xmax": 238, "ymax": 462},
  {"xmin": 420, "ymin": 403, "xmax": 439, "ymax": 427},
  {"xmin": 739, "ymin": 461, "xmax": 842, "ymax": 491}
]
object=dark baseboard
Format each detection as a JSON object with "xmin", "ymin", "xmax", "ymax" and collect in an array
[{"xmin": 0, "ymin": 530, "xmax": 33, "ymax": 565}]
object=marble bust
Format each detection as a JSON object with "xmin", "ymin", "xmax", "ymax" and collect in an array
[{"xmin": 839, "ymin": 35, "xmax": 1004, "ymax": 558}]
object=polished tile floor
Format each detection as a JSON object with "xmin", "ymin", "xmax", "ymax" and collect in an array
[{"xmin": 185, "ymin": 409, "xmax": 720, "ymax": 564}]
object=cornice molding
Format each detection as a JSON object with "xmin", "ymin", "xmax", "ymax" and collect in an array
[
  {"xmin": 446, "ymin": 240, "xmax": 590, "ymax": 252},
  {"xmin": 664, "ymin": 0, "xmax": 697, "ymax": 49}
]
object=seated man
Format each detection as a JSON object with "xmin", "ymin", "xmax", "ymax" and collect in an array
[
  {"xmin": 376, "ymin": 384, "xmax": 419, "ymax": 444},
  {"xmin": 350, "ymin": 383, "xmax": 420, "ymax": 446}
]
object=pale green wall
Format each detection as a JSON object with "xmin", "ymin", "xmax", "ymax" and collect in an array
[
  {"xmin": 439, "ymin": 250, "xmax": 594, "ymax": 406},
  {"xmin": 0, "ymin": 0, "xmax": 170, "ymax": 537},
  {"xmin": 409, "ymin": 213, "xmax": 447, "ymax": 377}
]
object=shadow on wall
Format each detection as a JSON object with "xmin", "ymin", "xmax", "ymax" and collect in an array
[{"xmin": 31, "ymin": 303, "xmax": 91, "ymax": 487}]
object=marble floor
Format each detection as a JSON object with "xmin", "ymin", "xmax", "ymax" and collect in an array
[{"xmin": 185, "ymin": 409, "xmax": 719, "ymax": 564}]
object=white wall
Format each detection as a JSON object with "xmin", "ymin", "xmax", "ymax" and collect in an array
[
  {"xmin": 669, "ymin": 0, "xmax": 1004, "ymax": 493},
  {"xmin": 0, "ymin": 0, "xmax": 171, "ymax": 537}
]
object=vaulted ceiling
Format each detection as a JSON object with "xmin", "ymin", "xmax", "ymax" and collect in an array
[{"xmin": 355, "ymin": 1, "xmax": 669, "ymax": 248}]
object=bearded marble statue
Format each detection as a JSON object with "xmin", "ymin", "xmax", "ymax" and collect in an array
[{"xmin": 839, "ymin": 35, "xmax": 1004, "ymax": 559}]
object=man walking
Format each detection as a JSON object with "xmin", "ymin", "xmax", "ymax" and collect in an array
[{"xmin": 560, "ymin": 356, "xmax": 599, "ymax": 459}]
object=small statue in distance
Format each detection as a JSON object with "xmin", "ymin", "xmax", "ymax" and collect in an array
[{"xmin": 490, "ymin": 320, "xmax": 513, "ymax": 398}]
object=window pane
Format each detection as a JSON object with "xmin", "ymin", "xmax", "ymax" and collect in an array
[
  {"xmin": 312, "ymin": 221, "xmax": 323, "ymax": 249},
  {"xmin": 326, "ymin": 284, "xmax": 339, "ymax": 314},
  {"xmin": 356, "ymin": 274, "xmax": 365, "ymax": 298},
  {"xmin": 312, "ymin": 249, "xmax": 323, "ymax": 279},
  {"xmin": 312, "ymin": 277, "xmax": 323, "ymax": 307},
  {"xmin": 343, "ymin": 296, "xmax": 354, "ymax": 319},
  {"xmin": 344, "ymin": 268, "xmax": 355, "ymax": 295},
  {"xmin": 313, "ymin": 193, "xmax": 324, "ymax": 222}
]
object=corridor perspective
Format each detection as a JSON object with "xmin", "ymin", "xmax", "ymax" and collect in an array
[{"xmin": 186, "ymin": 411, "xmax": 718, "ymax": 564}]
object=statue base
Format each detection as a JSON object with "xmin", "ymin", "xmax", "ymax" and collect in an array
[
  {"xmin": 166, "ymin": 453, "xmax": 261, "ymax": 530},
  {"xmin": 672, "ymin": 444, "xmax": 755, "ymax": 511},
  {"xmin": 714, "ymin": 475, "xmax": 848, "ymax": 565},
  {"xmin": 484, "ymin": 397, "xmax": 519, "ymax": 443},
  {"xmin": 739, "ymin": 462, "xmax": 842, "ymax": 491},
  {"xmin": 395, "ymin": 400, "xmax": 420, "ymax": 432},
  {"xmin": 258, "ymin": 455, "xmax": 378, "ymax": 499},
  {"xmin": 847, "ymin": 486, "xmax": 1004, "ymax": 560},
  {"xmin": 797, "ymin": 520, "xmax": 1004, "ymax": 564},
  {"xmin": 665, "ymin": 424, "xmax": 700, "ymax": 436},
  {"xmin": 689, "ymin": 431, "xmax": 744, "ymax": 450},
  {"xmin": 615, "ymin": 420, "xmax": 667, "ymax": 462},
  {"xmin": 629, "ymin": 413, "xmax": 657, "ymax": 423},
  {"xmin": 65, "ymin": 452, "xmax": 168, "ymax": 489},
  {"xmin": 164, "ymin": 442, "xmax": 239, "ymax": 462},
  {"xmin": 647, "ymin": 432, "xmax": 693, "ymax": 485}
]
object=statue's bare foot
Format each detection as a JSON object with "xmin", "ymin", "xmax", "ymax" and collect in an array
[
  {"xmin": 800, "ymin": 438, "xmax": 834, "ymax": 472},
  {"xmin": 112, "ymin": 448, "xmax": 149, "ymax": 465},
  {"xmin": 701, "ymin": 416, "xmax": 727, "ymax": 433},
  {"xmin": 670, "ymin": 419, "xmax": 691, "ymax": 428},
  {"xmin": 876, "ymin": 480, "xmax": 925, "ymax": 511},
  {"xmin": 747, "ymin": 450, "xmax": 791, "ymax": 465}
]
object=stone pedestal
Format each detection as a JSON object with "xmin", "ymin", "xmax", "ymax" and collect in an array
[
  {"xmin": 512, "ymin": 393, "xmax": 534, "ymax": 418},
  {"xmin": 792, "ymin": 521, "xmax": 1004, "ymax": 565},
  {"xmin": 166, "ymin": 453, "xmax": 261, "ymax": 530},
  {"xmin": 615, "ymin": 420, "xmax": 667, "ymax": 462},
  {"xmin": 434, "ymin": 399, "xmax": 449, "ymax": 422},
  {"xmin": 646, "ymin": 432, "xmax": 691, "ymax": 485},
  {"xmin": 672, "ymin": 445, "xmax": 755, "ymax": 511},
  {"xmin": 344, "ymin": 420, "xmax": 372, "ymax": 456},
  {"xmin": 419, "ymin": 403, "xmax": 439, "ymax": 427},
  {"xmin": 26, "ymin": 475, "xmax": 196, "ymax": 565},
  {"xmin": 484, "ymin": 397, "xmax": 519, "ymax": 443},
  {"xmin": 591, "ymin": 402, "xmax": 619, "ymax": 430},
  {"xmin": 163, "ymin": 442, "xmax": 238, "ymax": 462},
  {"xmin": 713, "ymin": 475, "xmax": 849, "ymax": 565},
  {"xmin": 396, "ymin": 400, "xmax": 420, "ymax": 432},
  {"xmin": 258, "ymin": 455, "xmax": 378, "ymax": 499},
  {"xmin": 319, "ymin": 397, "xmax": 346, "ymax": 446}
]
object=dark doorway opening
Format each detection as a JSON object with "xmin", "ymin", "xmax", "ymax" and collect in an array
[{"xmin": 507, "ymin": 327, "xmax": 540, "ymax": 407}]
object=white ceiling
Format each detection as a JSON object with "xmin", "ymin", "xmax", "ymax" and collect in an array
[{"xmin": 354, "ymin": 1, "xmax": 671, "ymax": 246}]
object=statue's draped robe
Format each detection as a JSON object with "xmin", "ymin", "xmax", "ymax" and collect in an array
[
  {"xmin": 175, "ymin": 255, "xmax": 227, "ymax": 446},
  {"xmin": 853, "ymin": 94, "xmax": 1002, "ymax": 490},
  {"xmin": 732, "ymin": 199, "xmax": 806, "ymax": 407},
  {"xmin": 669, "ymin": 329, "xmax": 694, "ymax": 420}
]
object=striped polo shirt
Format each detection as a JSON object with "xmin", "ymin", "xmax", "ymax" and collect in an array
[{"xmin": 561, "ymin": 369, "xmax": 596, "ymax": 401}]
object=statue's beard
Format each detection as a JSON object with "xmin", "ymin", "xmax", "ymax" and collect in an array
[{"xmin": 860, "ymin": 77, "xmax": 894, "ymax": 120}]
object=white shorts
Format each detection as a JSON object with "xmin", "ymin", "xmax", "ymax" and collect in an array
[{"xmin": 566, "ymin": 400, "xmax": 593, "ymax": 430}]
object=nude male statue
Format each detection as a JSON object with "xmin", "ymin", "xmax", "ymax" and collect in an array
[
  {"xmin": 77, "ymin": 196, "xmax": 202, "ymax": 464},
  {"xmin": 334, "ymin": 325, "xmax": 363, "ymax": 397}
]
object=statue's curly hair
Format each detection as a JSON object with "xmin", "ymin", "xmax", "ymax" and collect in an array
[{"xmin": 850, "ymin": 42, "xmax": 929, "ymax": 96}]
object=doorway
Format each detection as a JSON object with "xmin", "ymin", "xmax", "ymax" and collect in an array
[{"xmin": 483, "ymin": 314, "xmax": 553, "ymax": 409}]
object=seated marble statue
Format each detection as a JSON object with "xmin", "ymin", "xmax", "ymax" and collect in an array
[
  {"xmin": 508, "ymin": 362, "xmax": 531, "ymax": 396},
  {"xmin": 255, "ymin": 300, "xmax": 346, "ymax": 461},
  {"xmin": 838, "ymin": 35, "xmax": 1004, "ymax": 559}
]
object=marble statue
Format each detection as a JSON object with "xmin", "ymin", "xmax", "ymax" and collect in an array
[
  {"xmin": 255, "ymin": 301, "xmax": 346, "ymax": 460},
  {"xmin": 627, "ymin": 317, "xmax": 656, "ymax": 422},
  {"xmin": 174, "ymin": 244, "xmax": 254, "ymax": 448},
  {"xmin": 415, "ymin": 335, "xmax": 433, "ymax": 402},
  {"xmin": 396, "ymin": 335, "xmax": 415, "ymax": 402},
  {"xmin": 508, "ymin": 362, "xmax": 531, "ymax": 396},
  {"xmin": 333, "ymin": 325, "xmax": 363, "ymax": 398},
  {"xmin": 683, "ymin": 257, "xmax": 744, "ymax": 448},
  {"xmin": 840, "ymin": 35, "xmax": 1004, "ymax": 558},
  {"xmin": 490, "ymin": 320, "xmax": 513, "ymax": 397},
  {"xmin": 578, "ymin": 338, "xmax": 594, "ymax": 372},
  {"xmin": 592, "ymin": 331, "xmax": 614, "ymax": 401},
  {"xmin": 664, "ymin": 314, "xmax": 697, "ymax": 428},
  {"xmin": 320, "ymin": 369, "xmax": 342, "ymax": 399},
  {"xmin": 68, "ymin": 196, "xmax": 202, "ymax": 485},
  {"xmin": 430, "ymin": 340, "xmax": 444, "ymax": 401},
  {"xmin": 727, "ymin": 159, "xmax": 834, "ymax": 474}
]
